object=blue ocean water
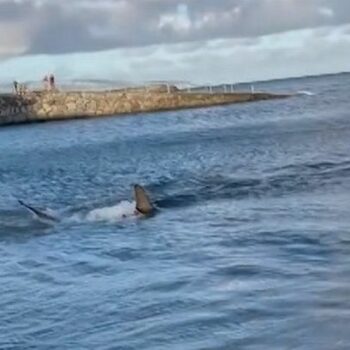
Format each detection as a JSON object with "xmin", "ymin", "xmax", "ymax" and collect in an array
[{"xmin": 0, "ymin": 73, "xmax": 350, "ymax": 350}]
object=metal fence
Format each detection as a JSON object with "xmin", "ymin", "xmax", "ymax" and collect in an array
[{"xmin": 0, "ymin": 79, "xmax": 258, "ymax": 95}]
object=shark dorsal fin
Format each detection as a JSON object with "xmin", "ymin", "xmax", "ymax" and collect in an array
[{"xmin": 134, "ymin": 184, "xmax": 153, "ymax": 215}]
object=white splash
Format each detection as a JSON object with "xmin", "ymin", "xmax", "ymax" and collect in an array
[
  {"xmin": 85, "ymin": 200, "xmax": 136, "ymax": 223},
  {"xmin": 44, "ymin": 208, "xmax": 60, "ymax": 218},
  {"xmin": 297, "ymin": 90, "xmax": 316, "ymax": 96}
]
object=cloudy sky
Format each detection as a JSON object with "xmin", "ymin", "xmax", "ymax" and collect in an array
[{"xmin": 0, "ymin": 0, "xmax": 349, "ymax": 84}]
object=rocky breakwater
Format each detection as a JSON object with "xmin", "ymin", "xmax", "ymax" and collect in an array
[{"xmin": 0, "ymin": 85, "xmax": 289, "ymax": 126}]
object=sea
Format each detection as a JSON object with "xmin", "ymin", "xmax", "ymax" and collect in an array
[{"xmin": 0, "ymin": 73, "xmax": 349, "ymax": 350}]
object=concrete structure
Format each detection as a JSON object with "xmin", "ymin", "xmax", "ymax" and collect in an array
[{"xmin": 0, "ymin": 85, "xmax": 289, "ymax": 126}]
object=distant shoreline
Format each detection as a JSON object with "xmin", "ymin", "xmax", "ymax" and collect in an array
[{"xmin": 0, "ymin": 86, "xmax": 291, "ymax": 127}]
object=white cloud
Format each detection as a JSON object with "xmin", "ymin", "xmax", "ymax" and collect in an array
[
  {"xmin": 1, "ymin": 0, "xmax": 349, "ymax": 57},
  {"xmin": 158, "ymin": 4, "xmax": 192, "ymax": 33},
  {"xmin": 0, "ymin": 21, "xmax": 30, "ymax": 57},
  {"xmin": 318, "ymin": 6, "xmax": 335, "ymax": 18},
  {"xmin": 0, "ymin": 24, "xmax": 349, "ymax": 84}
]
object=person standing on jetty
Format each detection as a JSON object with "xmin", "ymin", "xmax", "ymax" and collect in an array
[
  {"xmin": 43, "ymin": 75, "xmax": 49, "ymax": 90},
  {"xmin": 42, "ymin": 74, "xmax": 56, "ymax": 91},
  {"xmin": 13, "ymin": 81, "xmax": 27, "ymax": 96},
  {"xmin": 49, "ymin": 74, "xmax": 55, "ymax": 90},
  {"xmin": 13, "ymin": 81, "xmax": 19, "ymax": 94}
]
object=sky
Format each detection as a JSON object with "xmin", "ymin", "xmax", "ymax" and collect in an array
[{"xmin": 0, "ymin": 0, "xmax": 349, "ymax": 85}]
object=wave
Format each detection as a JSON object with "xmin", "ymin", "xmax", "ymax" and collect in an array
[
  {"xmin": 154, "ymin": 160, "xmax": 350, "ymax": 209},
  {"xmin": 1, "ymin": 159, "xmax": 349, "ymax": 231},
  {"xmin": 297, "ymin": 90, "xmax": 316, "ymax": 96}
]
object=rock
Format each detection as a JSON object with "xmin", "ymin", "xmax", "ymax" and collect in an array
[{"xmin": 0, "ymin": 89, "xmax": 290, "ymax": 126}]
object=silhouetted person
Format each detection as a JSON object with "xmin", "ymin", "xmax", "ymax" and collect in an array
[
  {"xmin": 13, "ymin": 81, "xmax": 19, "ymax": 94},
  {"xmin": 43, "ymin": 75, "xmax": 49, "ymax": 90},
  {"xmin": 49, "ymin": 74, "xmax": 55, "ymax": 90}
]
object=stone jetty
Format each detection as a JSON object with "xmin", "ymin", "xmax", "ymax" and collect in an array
[{"xmin": 0, "ymin": 85, "xmax": 289, "ymax": 126}]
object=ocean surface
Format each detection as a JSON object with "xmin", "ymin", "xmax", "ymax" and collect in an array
[{"xmin": 0, "ymin": 73, "xmax": 350, "ymax": 350}]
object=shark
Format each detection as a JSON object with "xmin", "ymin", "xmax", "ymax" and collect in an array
[{"xmin": 18, "ymin": 184, "xmax": 155, "ymax": 224}]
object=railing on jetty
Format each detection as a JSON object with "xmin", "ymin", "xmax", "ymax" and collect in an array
[{"xmin": 0, "ymin": 79, "xmax": 260, "ymax": 95}]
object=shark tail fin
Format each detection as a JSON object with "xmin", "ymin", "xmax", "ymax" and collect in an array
[
  {"xmin": 18, "ymin": 199, "xmax": 58, "ymax": 223},
  {"xmin": 133, "ymin": 184, "xmax": 154, "ymax": 215},
  {"xmin": 18, "ymin": 199, "xmax": 37, "ymax": 213}
]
